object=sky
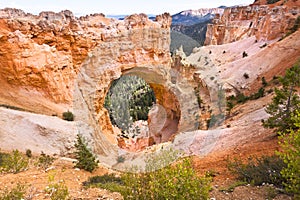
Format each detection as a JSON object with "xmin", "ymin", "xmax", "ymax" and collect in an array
[{"xmin": 0, "ymin": 0, "xmax": 254, "ymax": 16}]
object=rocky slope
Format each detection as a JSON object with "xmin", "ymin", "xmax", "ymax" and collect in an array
[{"xmin": 205, "ymin": 2, "xmax": 300, "ymax": 45}]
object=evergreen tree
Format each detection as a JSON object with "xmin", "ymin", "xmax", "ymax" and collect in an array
[
  {"xmin": 277, "ymin": 111, "xmax": 300, "ymax": 198},
  {"xmin": 263, "ymin": 63, "xmax": 300, "ymax": 131},
  {"xmin": 74, "ymin": 134, "xmax": 98, "ymax": 172}
]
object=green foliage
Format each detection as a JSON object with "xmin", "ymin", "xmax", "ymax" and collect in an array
[
  {"xmin": 243, "ymin": 73, "xmax": 249, "ymax": 79},
  {"xmin": 267, "ymin": 0, "xmax": 280, "ymax": 4},
  {"xmin": 259, "ymin": 43, "xmax": 268, "ymax": 48},
  {"xmin": 0, "ymin": 149, "xmax": 28, "ymax": 174},
  {"xmin": 0, "ymin": 183, "xmax": 26, "ymax": 200},
  {"xmin": 228, "ymin": 155, "xmax": 286, "ymax": 187},
  {"xmin": 121, "ymin": 150, "xmax": 211, "ymax": 200},
  {"xmin": 104, "ymin": 75, "xmax": 155, "ymax": 132},
  {"xmin": 263, "ymin": 63, "xmax": 300, "ymax": 131},
  {"xmin": 62, "ymin": 111, "xmax": 74, "ymax": 121},
  {"xmin": 249, "ymin": 87, "xmax": 265, "ymax": 100},
  {"xmin": 74, "ymin": 134, "xmax": 98, "ymax": 172},
  {"xmin": 45, "ymin": 173, "xmax": 69, "ymax": 200},
  {"xmin": 36, "ymin": 152, "xmax": 55, "ymax": 170},
  {"xmin": 83, "ymin": 173, "xmax": 123, "ymax": 188},
  {"xmin": 226, "ymin": 101, "xmax": 234, "ymax": 116},
  {"xmin": 117, "ymin": 156, "xmax": 125, "ymax": 163},
  {"xmin": 277, "ymin": 111, "xmax": 300, "ymax": 197},
  {"xmin": 262, "ymin": 76, "xmax": 268, "ymax": 87},
  {"xmin": 25, "ymin": 149, "xmax": 32, "ymax": 158},
  {"xmin": 84, "ymin": 149, "xmax": 211, "ymax": 200},
  {"xmin": 0, "ymin": 152, "xmax": 9, "ymax": 167},
  {"xmin": 290, "ymin": 16, "xmax": 300, "ymax": 33},
  {"xmin": 194, "ymin": 87, "xmax": 203, "ymax": 108}
]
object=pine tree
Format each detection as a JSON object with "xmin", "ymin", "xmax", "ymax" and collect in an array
[
  {"xmin": 263, "ymin": 63, "xmax": 300, "ymax": 131},
  {"xmin": 277, "ymin": 111, "xmax": 300, "ymax": 197},
  {"xmin": 74, "ymin": 134, "xmax": 98, "ymax": 172}
]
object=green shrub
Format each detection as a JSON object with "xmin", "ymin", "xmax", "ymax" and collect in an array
[
  {"xmin": 36, "ymin": 152, "xmax": 55, "ymax": 170},
  {"xmin": 84, "ymin": 149, "xmax": 211, "ymax": 200},
  {"xmin": 249, "ymin": 87, "xmax": 265, "ymax": 100},
  {"xmin": 262, "ymin": 76, "xmax": 268, "ymax": 87},
  {"xmin": 62, "ymin": 111, "xmax": 74, "ymax": 121},
  {"xmin": 277, "ymin": 111, "xmax": 300, "ymax": 197},
  {"xmin": 236, "ymin": 93, "xmax": 249, "ymax": 103},
  {"xmin": 45, "ymin": 173, "xmax": 69, "ymax": 200},
  {"xmin": 83, "ymin": 173, "xmax": 123, "ymax": 188},
  {"xmin": 25, "ymin": 149, "xmax": 32, "ymax": 158},
  {"xmin": 228, "ymin": 155, "xmax": 286, "ymax": 187},
  {"xmin": 117, "ymin": 156, "xmax": 125, "ymax": 163},
  {"xmin": 263, "ymin": 63, "xmax": 300, "ymax": 132},
  {"xmin": 243, "ymin": 73, "xmax": 249, "ymax": 79},
  {"xmin": 0, "ymin": 151, "xmax": 9, "ymax": 167},
  {"xmin": 121, "ymin": 150, "xmax": 211, "ymax": 200},
  {"xmin": 0, "ymin": 183, "xmax": 26, "ymax": 200},
  {"xmin": 0, "ymin": 149, "xmax": 28, "ymax": 173},
  {"xmin": 74, "ymin": 134, "xmax": 98, "ymax": 172}
]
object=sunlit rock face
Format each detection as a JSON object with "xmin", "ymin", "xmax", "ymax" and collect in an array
[
  {"xmin": 0, "ymin": 8, "xmax": 210, "ymax": 155},
  {"xmin": 205, "ymin": 3, "xmax": 300, "ymax": 45}
]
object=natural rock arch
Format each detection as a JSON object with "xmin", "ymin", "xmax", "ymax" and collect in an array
[{"xmin": 73, "ymin": 13, "xmax": 212, "ymax": 168}]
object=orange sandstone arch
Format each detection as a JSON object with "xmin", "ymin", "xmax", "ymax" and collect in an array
[{"xmin": 73, "ymin": 14, "xmax": 212, "ymax": 168}]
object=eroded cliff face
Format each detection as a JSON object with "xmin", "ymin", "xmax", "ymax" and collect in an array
[
  {"xmin": 205, "ymin": 3, "xmax": 300, "ymax": 45},
  {"xmin": 0, "ymin": 8, "xmax": 207, "ymax": 154},
  {"xmin": 0, "ymin": 8, "xmax": 172, "ymax": 115}
]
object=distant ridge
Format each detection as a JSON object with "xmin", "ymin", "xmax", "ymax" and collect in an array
[{"xmin": 170, "ymin": 7, "xmax": 225, "ymax": 55}]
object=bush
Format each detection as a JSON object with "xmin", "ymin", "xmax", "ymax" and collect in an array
[
  {"xmin": 0, "ymin": 183, "xmax": 26, "ymax": 200},
  {"xmin": 84, "ymin": 149, "xmax": 211, "ymax": 200},
  {"xmin": 74, "ymin": 134, "xmax": 98, "ymax": 172},
  {"xmin": 117, "ymin": 156, "xmax": 125, "ymax": 163},
  {"xmin": 121, "ymin": 150, "xmax": 211, "ymax": 200},
  {"xmin": 242, "ymin": 51, "xmax": 248, "ymax": 58},
  {"xmin": 62, "ymin": 111, "xmax": 74, "ymax": 121},
  {"xmin": 263, "ymin": 63, "xmax": 300, "ymax": 131},
  {"xmin": 277, "ymin": 111, "xmax": 300, "ymax": 197},
  {"xmin": 0, "ymin": 150, "xmax": 28, "ymax": 173},
  {"xmin": 36, "ymin": 152, "xmax": 55, "ymax": 170},
  {"xmin": 45, "ymin": 173, "xmax": 69, "ymax": 200},
  {"xmin": 262, "ymin": 76, "xmax": 268, "ymax": 87},
  {"xmin": 243, "ymin": 73, "xmax": 249, "ymax": 79},
  {"xmin": 249, "ymin": 87, "xmax": 265, "ymax": 100},
  {"xmin": 83, "ymin": 174, "xmax": 123, "ymax": 188},
  {"xmin": 25, "ymin": 149, "xmax": 32, "ymax": 158},
  {"xmin": 228, "ymin": 155, "xmax": 286, "ymax": 187},
  {"xmin": 0, "ymin": 152, "xmax": 9, "ymax": 167}
]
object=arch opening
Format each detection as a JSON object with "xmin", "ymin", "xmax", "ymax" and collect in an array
[{"xmin": 102, "ymin": 74, "xmax": 181, "ymax": 152}]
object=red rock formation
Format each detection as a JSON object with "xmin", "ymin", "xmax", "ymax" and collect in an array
[
  {"xmin": 0, "ymin": 9, "xmax": 173, "ymax": 115},
  {"xmin": 205, "ymin": 3, "xmax": 300, "ymax": 45}
]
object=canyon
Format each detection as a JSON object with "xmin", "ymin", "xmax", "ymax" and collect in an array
[{"xmin": 0, "ymin": 0, "xmax": 299, "ymax": 198}]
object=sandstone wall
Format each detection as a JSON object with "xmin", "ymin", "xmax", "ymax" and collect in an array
[{"xmin": 205, "ymin": 4, "xmax": 300, "ymax": 45}]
